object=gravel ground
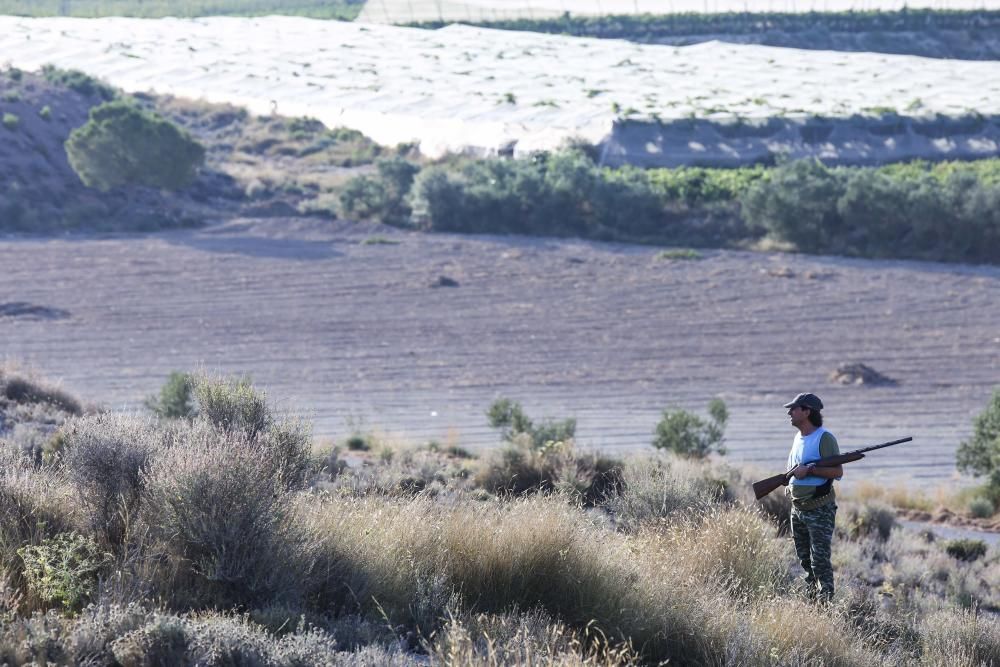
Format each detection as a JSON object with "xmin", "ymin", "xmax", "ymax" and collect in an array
[{"xmin": 2, "ymin": 218, "xmax": 998, "ymax": 486}]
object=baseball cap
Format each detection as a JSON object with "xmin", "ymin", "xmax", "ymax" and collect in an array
[{"xmin": 783, "ymin": 393, "xmax": 823, "ymax": 411}]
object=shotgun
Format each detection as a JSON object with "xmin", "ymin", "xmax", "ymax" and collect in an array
[{"xmin": 752, "ymin": 436, "xmax": 912, "ymax": 500}]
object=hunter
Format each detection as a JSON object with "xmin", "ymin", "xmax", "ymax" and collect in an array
[{"xmin": 784, "ymin": 392, "xmax": 841, "ymax": 602}]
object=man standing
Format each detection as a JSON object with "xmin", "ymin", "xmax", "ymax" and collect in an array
[{"xmin": 784, "ymin": 392, "xmax": 842, "ymax": 602}]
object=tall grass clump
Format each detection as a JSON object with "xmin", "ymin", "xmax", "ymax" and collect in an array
[
  {"xmin": 920, "ymin": 608, "xmax": 1000, "ymax": 666},
  {"xmin": 191, "ymin": 373, "xmax": 311, "ymax": 491},
  {"xmin": 475, "ymin": 398, "xmax": 621, "ymax": 503},
  {"xmin": 0, "ymin": 366, "xmax": 83, "ymax": 417},
  {"xmin": 603, "ymin": 455, "xmax": 726, "ymax": 530},
  {"xmin": 144, "ymin": 428, "xmax": 307, "ymax": 609},
  {"xmin": 428, "ymin": 607, "xmax": 639, "ymax": 666},
  {"xmin": 303, "ymin": 493, "xmax": 740, "ymax": 664},
  {"xmin": 62, "ymin": 414, "xmax": 161, "ymax": 552}
]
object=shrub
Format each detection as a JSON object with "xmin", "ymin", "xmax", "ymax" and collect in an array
[
  {"xmin": 17, "ymin": 532, "xmax": 109, "ymax": 612},
  {"xmin": 956, "ymin": 388, "xmax": 1000, "ymax": 489},
  {"xmin": 2, "ymin": 113, "xmax": 19, "ymax": 131},
  {"xmin": 921, "ymin": 608, "xmax": 1000, "ymax": 667},
  {"xmin": 62, "ymin": 414, "xmax": 159, "ymax": 551},
  {"xmin": 41, "ymin": 65, "xmax": 115, "ymax": 101},
  {"xmin": 143, "ymin": 371, "xmax": 195, "ymax": 419},
  {"xmin": 741, "ymin": 158, "xmax": 846, "ymax": 253},
  {"xmin": 969, "ymin": 496, "xmax": 995, "ymax": 519},
  {"xmin": 65, "ymin": 99, "xmax": 205, "ymax": 192},
  {"xmin": 486, "ymin": 397, "xmax": 576, "ymax": 450},
  {"xmin": 604, "ymin": 455, "xmax": 725, "ymax": 530},
  {"xmin": 0, "ymin": 451, "xmax": 77, "ymax": 581},
  {"xmin": 945, "ymin": 538, "xmax": 988, "ymax": 562},
  {"xmin": 1, "ymin": 372, "xmax": 82, "ymax": 416},
  {"xmin": 339, "ymin": 157, "xmax": 420, "ymax": 225},
  {"xmin": 841, "ymin": 502, "xmax": 896, "ymax": 541},
  {"xmin": 190, "ymin": 373, "xmax": 311, "ymax": 491},
  {"xmin": 38, "ymin": 106, "xmax": 51, "ymax": 121},
  {"xmin": 144, "ymin": 429, "xmax": 307, "ymax": 609},
  {"xmin": 652, "ymin": 398, "xmax": 728, "ymax": 458}
]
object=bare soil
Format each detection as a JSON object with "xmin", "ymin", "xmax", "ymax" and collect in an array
[{"xmin": 2, "ymin": 217, "xmax": 997, "ymax": 486}]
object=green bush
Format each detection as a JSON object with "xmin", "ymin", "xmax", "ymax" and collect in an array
[
  {"xmin": 486, "ymin": 397, "xmax": 576, "ymax": 450},
  {"xmin": 741, "ymin": 159, "xmax": 847, "ymax": 252},
  {"xmin": 945, "ymin": 538, "xmax": 988, "ymax": 562},
  {"xmin": 18, "ymin": 532, "xmax": 109, "ymax": 612},
  {"xmin": 742, "ymin": 159, "xmax": 1000, "ymax": 263},
  {"xmin": 969, "ymin": 496, "xmax": 995, "ymax": 519},
  {"xmin": 41, "ymin": 65, "xmax": 116, "ymax": 101},
  {"xmin": 2, "ymin": 113, "xmax": 19, "ymax": 131},
  {"xmin": 339, "ymin": 157, "xmax": 419, "ymax": 225},
  {"xmin": 144, "ymin": 371, "xmax": 195, "ymax": 420},
  {"xmin": 38, "ymin": 105, "xmax": 52, "ymax": 121},
  {"xmin": 956, "ymin": 389, "xmax": 1000, "ymax": 488},
  {"xmin": 652, "ymin": 398, "xmax": 728, "ymax": 458},
  {"xmin": 65, "ymin": 99, "xmax": 204, "ymax": 192}
]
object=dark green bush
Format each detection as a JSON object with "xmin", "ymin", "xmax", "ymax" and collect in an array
[
  {"xmin": 742, "ymin": 159, "xmax": 1000, "ymax": 263},
  {"xmin": 652, "ymin": 399, "xmax": 728, "ymax": 458},
  {"xmin": 741, "ymin": 159, "xmax": 847, "ymax": 252},
  {"xmin": 65, "ymin": 100, "xmax": 204, "ymax": 192},
  {"xmin": 945, "ymin": 538, "xmax": 988, "ymax": 562},
  {"xmin": 339, "ymin": 157, "xmax": 419, "ymax": 225},
  {"xmin": 144, "ymin": 371, "xmax": 195, "ymax": 420},
  {"xmin": 956, "ymin": 389, "xmax": 1000, "ymax": 488}
]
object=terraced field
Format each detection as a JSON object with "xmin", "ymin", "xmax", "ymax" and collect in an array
[{"xmin": 2, "ymin": 217, "xmax": 997, "ymax": 486}]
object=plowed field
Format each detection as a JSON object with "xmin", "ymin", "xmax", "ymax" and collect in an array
[{"xmin": 3, "ymin": 218, "xmax": 998, "ymax": 485}]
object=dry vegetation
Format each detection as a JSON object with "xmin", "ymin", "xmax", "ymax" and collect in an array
[{"xmin": 1, "ymin": 367, "xmax": 999, "ymax": 665}]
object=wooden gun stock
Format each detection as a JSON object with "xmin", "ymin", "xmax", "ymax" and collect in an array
[{"xmin": 751, "ymin": 437, "xmax": 912, "ymax": 501}]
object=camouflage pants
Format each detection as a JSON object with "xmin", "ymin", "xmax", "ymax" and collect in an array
[{"xmin": 790, "ymin": 502, "xmax": 837, "ymax": 602}]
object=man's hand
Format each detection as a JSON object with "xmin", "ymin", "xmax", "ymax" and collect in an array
[{"xmin": 792, "ymin": 463, "xmax": 814, "ymax": 479}]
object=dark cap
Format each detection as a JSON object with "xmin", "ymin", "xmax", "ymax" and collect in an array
[{"xmin": 783, "ymin": 393, "xmax": 823, "ymax": 411}]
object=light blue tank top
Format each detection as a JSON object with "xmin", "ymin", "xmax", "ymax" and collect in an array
[{"xmin": 787, "ymin": 427, "xmax": 840, "ymax": 487}]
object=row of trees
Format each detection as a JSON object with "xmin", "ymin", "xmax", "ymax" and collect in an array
[{"xmin": 341, "ymin": 152, "xmax": 1000, "ymax": 265}]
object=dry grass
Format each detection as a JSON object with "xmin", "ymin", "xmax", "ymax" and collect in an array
[
  {"xmin": 844, "ymin": 480, "xmax": 937, "ymax": 512},
  {"xmin": 3, "ymin": 368, "xmax": 1000, "ymax": 665}
]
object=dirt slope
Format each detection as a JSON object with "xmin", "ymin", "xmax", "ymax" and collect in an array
[{"xmin": 1, "ymin": 217, "xmax": 997, "ymax": 486}]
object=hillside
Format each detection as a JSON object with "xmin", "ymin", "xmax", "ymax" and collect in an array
[{"xmin": 0, "ymin": 68, "xmax": 391, "ymax": 232}]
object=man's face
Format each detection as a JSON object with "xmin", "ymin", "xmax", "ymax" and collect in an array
[{"xmin": 788, "ymin": 405, "xmax": 809, "ymax": 429}]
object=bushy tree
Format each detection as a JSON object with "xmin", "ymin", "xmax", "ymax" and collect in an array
[
  {"xmin": 65, "ymin": 100, "xmax": 204, "ymax": 192},
  {"xmin": 653, "ymin": 398, "xmax": 728, "ymax": 458},
  {"xmin": 956, "ymin": 389, "xmax": 1000, "ymax": 488}
]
